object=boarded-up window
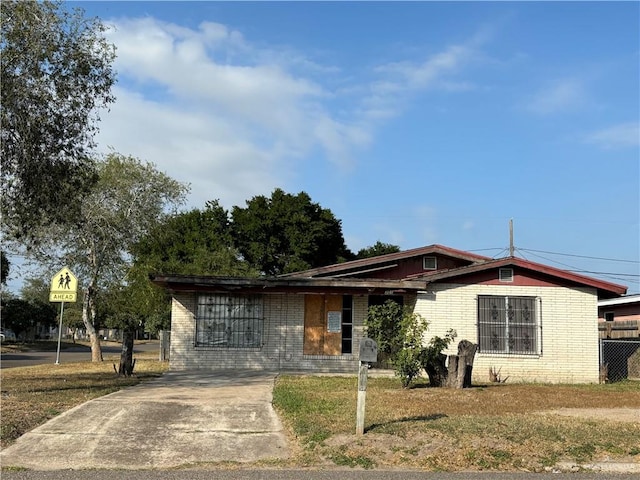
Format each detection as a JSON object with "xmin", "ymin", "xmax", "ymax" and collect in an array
[
  {"xmin": 478, "ymin": 296, "xmax": 538, "ymax": 355},
  {"xmin": 303, "ymin": 294, "xmax": 352, "ymax": 355}
]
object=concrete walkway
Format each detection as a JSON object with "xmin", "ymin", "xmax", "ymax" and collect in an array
[{"xmin": 0, "ymin": 371, "xmax": 289, "ymax": 470}]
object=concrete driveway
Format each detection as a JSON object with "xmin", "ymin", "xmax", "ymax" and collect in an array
[{"xmin": 0, "ymin": 371, "xmax": 289, "ymax": 470}]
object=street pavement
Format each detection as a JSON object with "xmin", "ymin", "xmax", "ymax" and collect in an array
[
  {"xmin": 0, "ymin": 370, "xmax": 289, "ymax": 470},
  {"xmin": 0, "ymin": 342, "xmax": 159, "ymax": 368}
]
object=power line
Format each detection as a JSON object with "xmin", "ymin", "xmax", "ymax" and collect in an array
[
  {"xmin": 567, "ymin": 271, "xmax": 640, "ymax": 278},
  {"xmin": 518, "ymin": 248, "xmax": 640, "ymax": 264},
  {"xmin": 519, "ymin": 248, "xmax": 638, "ymax": 285}
]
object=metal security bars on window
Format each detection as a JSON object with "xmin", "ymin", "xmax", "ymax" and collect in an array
[
  {"xmin": 478, "ymin": 296, "xmax": 538, "ymax": 355},
  {"xmin": 196, "ymin": 294, "xmax": 263, "ymax": 348}
]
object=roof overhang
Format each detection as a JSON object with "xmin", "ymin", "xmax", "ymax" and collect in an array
[
  {"xmin": 151, "ymin": 274, "xmax": 428, "ymax": 295},
  {"xmin": 278, "ymin": 244, "xmax": 491, "ymax": 278},
  {"xmin": 598, "ymin": 293, "xmax": 640, "ymax": 307},
  {"xmin": 411, "ymin": 257, "xmax": 627, "ymax": 298}
]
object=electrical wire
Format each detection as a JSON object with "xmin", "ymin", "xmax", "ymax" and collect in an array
[
  {"xmin": 520, "ymin": 249, "xmax": 639, "ymax": 286},
  {"xmin": 518, "ymin": 248, "xmax": 639, "ymax": 264}
]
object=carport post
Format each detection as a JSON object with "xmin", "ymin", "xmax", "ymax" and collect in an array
[{"xmin": 55, "ymin": 302, "xmax": 65, "ymax": 365}]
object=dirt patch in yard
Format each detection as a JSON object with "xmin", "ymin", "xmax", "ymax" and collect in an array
[{"xmin": 540, "ymin": 407, "xmax": 640, "ymax": 423}]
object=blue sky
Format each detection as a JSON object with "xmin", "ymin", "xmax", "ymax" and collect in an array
[{"xmin": 7, "ymin": 1, "xmax": 640, "ymax": 293}]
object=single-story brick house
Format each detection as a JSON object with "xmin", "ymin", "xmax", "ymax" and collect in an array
[{"xmin": 152, "ymin": 244, "xmax": 627, "ymax": 383}]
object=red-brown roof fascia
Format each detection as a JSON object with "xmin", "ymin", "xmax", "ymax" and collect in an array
[
  {"xmin": 412, "ymin": 257, "xmax": 627, "ymax": 297},
  {"xmin": 280, "ymin": 244, "xmax": 491, "ymax": 278}
]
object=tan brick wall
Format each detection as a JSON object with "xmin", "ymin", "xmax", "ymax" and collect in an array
[
  {"xmin": 170, "ymin": 286, "xmax": 600, "ymax": 383},
  {"xmin": 169, "ymin": 293, "xmax": 369, "ymax": 373},
  {"xmin": 414, "ymin": 284, "xmax": 600, "ymax": 383}
]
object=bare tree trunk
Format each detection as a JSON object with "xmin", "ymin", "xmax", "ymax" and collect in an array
[
  {"xmin": 82, "ymin": 283, "xmax": 103, "ymax": 362},
  {"xmin": 424, "ymin": 353, "xmax": 448, "ymax": 387},
  {"xmin": 445, "ymin": 340, "xmax": 478, "ymax": 388},
  {"xmin": 117, "ymin": 330, "xmax": 135, "ymax": 376},
  {"xmin": 458, "ymin": 340, "xmax": 477, "ymax": 388}
]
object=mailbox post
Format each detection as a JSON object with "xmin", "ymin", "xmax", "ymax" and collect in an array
[{"xmin": 356, "ymin": 337, "xmax": 378, "ymax": 435}]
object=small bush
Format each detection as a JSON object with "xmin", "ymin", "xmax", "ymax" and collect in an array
[{"xmin": 365, "ymin": 300, "xmax": 455, "ymax": 388}]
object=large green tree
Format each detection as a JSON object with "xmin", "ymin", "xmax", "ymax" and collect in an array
[
  {"xmin": 1, "ymin": 252, "xmax": 9, "ymax": 285},
  {"xmin": 27, "ymin": 153, "xmax": 188, "ymax": 361},
  {"xmin": 231, "ymin": 189, "xmax": 352, "ymax": 275},
  {"xmin": 2, "ymin": 297, "xmax": 57, "ymax": 341},
  {"xmin": 1, "ymin": 0, "xmax": 116, "ymax": 241},
  {"xmin": 127, "ymin": 201, "xmax": 258, "ymax": 338},
  {"xmin": 356, "ymin": 241, "xmax": 400, "ymax": 259},
  {"xmin": 133, "ymin": 200, "xmax": 256, "ymax": 277}
]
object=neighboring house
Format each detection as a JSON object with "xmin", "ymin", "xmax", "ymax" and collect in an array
[
  {"xmin": 152, "ymin": 244, "xmax": 627, "ymax": 384},
  {"xmin": 598, "ymin": 293, "xmax": 640, "ymax": 339}
]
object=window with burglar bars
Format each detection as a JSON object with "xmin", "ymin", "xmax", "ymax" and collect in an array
[
  {"xmin": 478, "ymin": 295, "xmax": 538, "ymax": 355},
  {"xmin": 196, "ymin": 294, "xmax": 263, "ymax": 348}
]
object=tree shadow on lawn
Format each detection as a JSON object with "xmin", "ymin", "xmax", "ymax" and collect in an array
[{"xmin": 366, "ymin": 413, "xmax": 448, "ymax": 433}]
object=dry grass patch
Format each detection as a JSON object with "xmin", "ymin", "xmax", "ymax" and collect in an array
[
  {"xmin": 0, "ymin": 360, "xmax": 168, "ymax": 448},
  {"xmin": 273, "ymin": 375, "xmax": 640, "ymax": 471}
]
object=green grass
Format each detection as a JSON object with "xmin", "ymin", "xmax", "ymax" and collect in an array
[
  {"xmin": 2, "ymin": 364, "xmax": 639, "ymax": 472},
  {"xmin": 273, "ymin": 375, "xmax": 640, "ymax": 471}
]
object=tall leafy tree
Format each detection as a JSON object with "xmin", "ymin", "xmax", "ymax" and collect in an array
[
  {"xmin": 133, "ymin": 201, "xmax": 256, "ymax": 277},
  {"xmin": 356, "ymin": 241, "xmax": 401, "ymax": 259},
  {"xmin": 27, "ymin": 153, "xmax": 188, "ymax": 361},
  {"xmin": 2, "ymin": 297, "xmax": 56, "ymax": 341},
  {"xmin": 1, "ymin": 0, "xmax": 116, "ymax": 241},
  {"xmin": 127, "ymin": 201, "xmax": 258, "ymax": 338},
  {"xmin": 231, "ymin": 189, "xmax": 352, "ymax": 275},
  {"xmin": 1, "ymin": 252, "xmax": 9, "ymax": 285}
]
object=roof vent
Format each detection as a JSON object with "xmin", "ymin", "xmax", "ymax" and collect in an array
[
  {"xmin": 499, "ymin": 268, "xmax": 514, "ymax": 282},
  {"xmin": 423, "ymin": 256, "xmax": 437, "ymax": 270}
]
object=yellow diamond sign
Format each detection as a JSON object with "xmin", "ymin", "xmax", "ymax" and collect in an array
[{"xmin": 49, "ymin": 267, "xmax": 78, "ymax": 303}]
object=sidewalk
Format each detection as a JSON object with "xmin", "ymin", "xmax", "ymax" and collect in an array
[{"xmin": 0, "ymin": 371, "xmax": 289, "ymax": 470}]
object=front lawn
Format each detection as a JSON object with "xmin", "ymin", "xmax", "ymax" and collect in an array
[{"xmin": 273, "ymin": 375, "xmax": 640, "ymax": 471}]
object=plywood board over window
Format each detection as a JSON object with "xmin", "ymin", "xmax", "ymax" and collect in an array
[{"xmin": 304, "ymin": 294, "xmax": 342, "ymax": 355}]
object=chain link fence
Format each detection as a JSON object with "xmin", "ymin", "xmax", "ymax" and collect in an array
[{"xmin": 600, "ymin": 339, "xmax": 640, "ymax": 383}]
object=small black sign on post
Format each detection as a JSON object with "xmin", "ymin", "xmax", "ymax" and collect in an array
[{"xmin": 356, "ymin": 337, "xmax": 378, "ymax": 435}]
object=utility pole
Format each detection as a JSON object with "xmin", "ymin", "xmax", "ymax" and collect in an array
[{"xmin": 509, "ymin": 219, "xmax": 514, "ymax": 257}]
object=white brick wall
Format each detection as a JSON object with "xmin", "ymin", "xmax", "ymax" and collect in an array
[
  {"xmin": 414, "ymin": 284, "xmax": 600, "ymax": 383},
  {"xmin": 169, "ymin": 286, "xmax": 600, "ymax": 383},
  {"xmin": 169, "ymin": 293, "xmax": 369, "ymax": 373}
]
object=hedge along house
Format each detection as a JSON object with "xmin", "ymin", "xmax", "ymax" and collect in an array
[{"xmin": 151, "ymin": 244, "xmax": 627, "ymax": 383}]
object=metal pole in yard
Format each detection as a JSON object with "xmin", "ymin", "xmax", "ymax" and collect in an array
[
  {"xmin": 55, "ymin": 302, "xmax": 65, "ymax": 364},
  {"xmin": 356, "ymin": 361, "xmax": 368, "ymax": 435}
]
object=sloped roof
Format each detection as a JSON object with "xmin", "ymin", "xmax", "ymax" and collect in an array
[
  {"xmin": 598, "ymin": 293, "xmax": 640, "ymax": 307},
  {"xmin": 151, "ymin": 244, "xmax": 627, "ymax": 299},
  {"xmin": 280, "ymin": 244, "xmax": 491, "ymax": 278},
  {"xmin": 408, "ymin": 256, "xmax": 627, "ymax": 298}
]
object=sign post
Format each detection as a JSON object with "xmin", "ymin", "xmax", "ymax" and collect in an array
[
  {"xmin": 356, "ymin": 337, "xmax": 378, "ymax": 435},
  {"xmin": 49, "ymin": 267, "xmax": 78, "ymax": 364}
]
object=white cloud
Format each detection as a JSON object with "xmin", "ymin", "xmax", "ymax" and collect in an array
[
  {"xmin": 365, "ymin": 41, "xmax": 481, "ymax": 122},
  {"xmin": 525, "ymin": 78, "xmax": 587, "ymax": 115},
  {"xmin": 585, "ymin": 122, "xmax": 640, "ymax": 150},
  {"xmin": 96, "ymin": 16, "xmax": 487, "ymax": 209},
  {"xmin": 97, "ymin": 17, "xmax": 367, "ymax": 208}
]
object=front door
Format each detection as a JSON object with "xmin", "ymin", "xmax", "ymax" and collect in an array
[{"xmin": 303, "ymin": 294, "xmax": 342, "ymax": 355}]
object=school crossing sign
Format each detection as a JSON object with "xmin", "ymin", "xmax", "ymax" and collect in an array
[{"xmin": 49, "ymin": 267, "xmax": 78, "ymax": 303}]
